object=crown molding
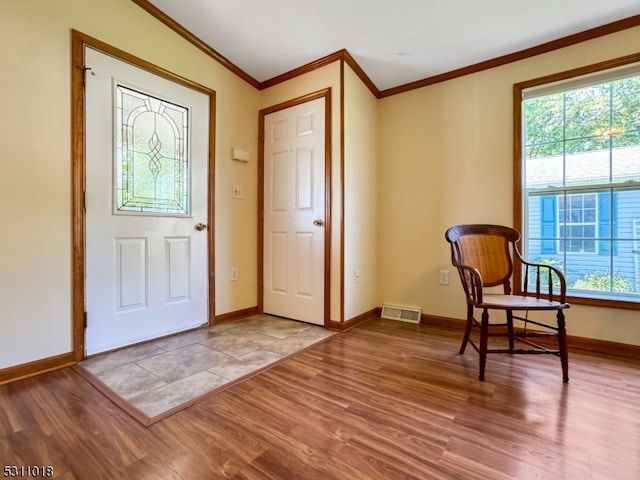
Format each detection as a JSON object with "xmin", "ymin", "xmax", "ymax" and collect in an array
[
  {"xmin": 379, "ymin": 14, "xmax": 640, "ymax": 98},
  {"xmin": 130, "ymin": 0, "xmax": 261, "ymax": 88},
  {"xmin": 259, "ymin": 50, "xmax": 346, "ymax": 90},
  {"xmin": 131, "ymin": 2, "xmax": 640, "ymax": 99}
]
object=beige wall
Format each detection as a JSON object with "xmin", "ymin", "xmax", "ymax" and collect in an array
[
  {"xmin": 0, "ymin": 0, "xmax": 259, "ymax": 369},
  {"xmin": 260, "ymin": 63, "xmax": 343, "ymax": 321},
  {"xmin": 2, "ymin": 0, "xmax": 638, "ymax": 373},
  {"xmin": 343, "ymin": 65, "xmax": 380, "ymax": 319},
  {"xmin": 379, "ymin": 26, "xmax": 640, "ymax": 345}
]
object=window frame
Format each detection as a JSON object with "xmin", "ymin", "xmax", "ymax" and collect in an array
[{"xmin": 514, "ymin": 52, "xmax": 640, "ymax": 311}]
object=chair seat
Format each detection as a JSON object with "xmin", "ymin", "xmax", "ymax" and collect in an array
[{"xmin": 479, "ymin": 294, "xmax": 569, "ymax": 311}]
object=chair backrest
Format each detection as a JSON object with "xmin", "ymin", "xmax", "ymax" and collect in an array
[{"xmin": 445, "ymin": 224, "xmax": 520, "ymax": 290}]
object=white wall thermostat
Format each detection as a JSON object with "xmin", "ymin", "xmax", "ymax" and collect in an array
[{"xmin": 231, "ymin": 147, "xmax": 249, "ymax": 162}]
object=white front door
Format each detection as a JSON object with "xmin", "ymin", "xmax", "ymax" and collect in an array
[
  {"xmin": 263, "ymin": 97, "xmax": 326, "ymax": 325},
  {"xmin": 84, "ymin": 47, "xmax": 210, "ymax": 355}
]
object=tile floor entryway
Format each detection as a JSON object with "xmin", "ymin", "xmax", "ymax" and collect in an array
[{"xmin": 77, "ymin": 314, "xmax": 335, "ymax": 422}]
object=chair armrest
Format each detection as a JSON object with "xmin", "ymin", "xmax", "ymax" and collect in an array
[
  {"xmin": 452, "ymin": 263, "xmax": 484, "ymax": 305},
  {"xmin": 517, "ymin": 255, "xmax": 567, "ymax": 303}
]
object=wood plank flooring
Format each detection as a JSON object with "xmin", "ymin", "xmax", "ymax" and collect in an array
[{"xmin": 1, "ymin": 318, "xmax": 639, "ymax": 479}]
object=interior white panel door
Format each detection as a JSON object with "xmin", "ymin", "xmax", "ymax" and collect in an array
[
  {"xmin": 263, "ymin": 97, "xmax": 325, "ymax": 325},
  {"xmin": 84, "ymin": 47, "xmax": 210, "ymax": 355}
]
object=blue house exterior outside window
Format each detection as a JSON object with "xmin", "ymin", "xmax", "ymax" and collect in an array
[{"xmin": 540, "ymin": 192, "xmax": 618, "ymax": 256}]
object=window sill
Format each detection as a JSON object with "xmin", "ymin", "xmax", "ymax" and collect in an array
[
  {"xmin": 565, "ymin": 292, "xmax": 640, "ymax": 310},
  {"xmin": 515, "ymin": 289, "xmax": 640, "ymax": 310}
]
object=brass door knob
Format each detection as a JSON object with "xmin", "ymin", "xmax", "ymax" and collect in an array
[
  {"xmin": 313, "ymin": 219, "xmax": 324, "ymax": 226},
  {"xmin": 194, "ymin": 222, "xmax": 208, "ymax": 231}
]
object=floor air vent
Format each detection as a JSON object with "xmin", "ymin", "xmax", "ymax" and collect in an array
[{"xmin": 381, "ymin": 304, "xmax": 421, "ymax": 324}]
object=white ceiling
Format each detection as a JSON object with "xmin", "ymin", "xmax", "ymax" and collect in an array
[{"xmin": 147, "ymin": 0, "xmax": 640, "ymax": 91}]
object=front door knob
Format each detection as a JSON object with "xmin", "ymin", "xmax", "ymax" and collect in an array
[
  {"xmin": 194, "ymin": 222, "xmax": 208, "ymax": 231},
  {"xmin": 313, "ymin": 219, "xmax": 324, "ymax": 226}
]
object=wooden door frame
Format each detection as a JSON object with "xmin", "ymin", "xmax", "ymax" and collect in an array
[
  {"xmin": 71, "ymin": 30, "xmax": 216, "ymax": 361},
  {"xmin": 258, "ymin": 89, "xmax": 332, "ymax": 327}
]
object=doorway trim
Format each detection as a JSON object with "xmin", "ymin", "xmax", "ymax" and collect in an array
[
  {"xmin": 258, "ymin": 89, "xmax": 332, "ymax": 327},
  {"xmin": 71, "ymin": 30, "xmax": 216, "ymax": 361}
]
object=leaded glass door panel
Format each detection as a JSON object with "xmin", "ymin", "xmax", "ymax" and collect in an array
[{"xmin": 115, "ymin": 85, "xmax": 190, "ymax": 216}]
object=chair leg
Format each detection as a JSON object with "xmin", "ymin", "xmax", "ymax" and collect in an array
[
  {"xmin": 479, "ymin": 308, "xmax": 489, "ymax": 381},
  {"xmin": 557, "ymin": 310, "xmax": 569, "ymax": 382},
  {"xmin": 506, "ymin": 310, "xmax": 514, "ymax": 351},
  {"xmin": 459, "ymin": 305, "xmax": 474, "ymax": 354}
]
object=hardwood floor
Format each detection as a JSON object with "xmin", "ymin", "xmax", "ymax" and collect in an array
[{"xmin": 1, "ymin": 318, "xmax": 639, "ymax": 479}]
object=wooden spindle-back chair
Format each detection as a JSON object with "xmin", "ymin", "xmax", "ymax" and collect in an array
[{"xmin": 445, "ymin": 224, "xmax": 570, "ymax": 382}]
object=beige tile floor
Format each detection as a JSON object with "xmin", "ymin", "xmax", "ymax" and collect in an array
[{"xmin": 79, "ymin": 314, "xmax": 335, "ymax": 419}]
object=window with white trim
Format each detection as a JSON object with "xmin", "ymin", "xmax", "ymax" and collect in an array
[
  {"xmin": 558, "ymin": 193, "xmax": 597, "ymax": 253},
  {"xmin": 517, "ymin": 59, "xmax": 640, "ymax": 306}
]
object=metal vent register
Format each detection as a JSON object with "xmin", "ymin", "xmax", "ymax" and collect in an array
[{"xmin": 381, "ymin": 304, "xmax": 421, "ymax": 323}]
